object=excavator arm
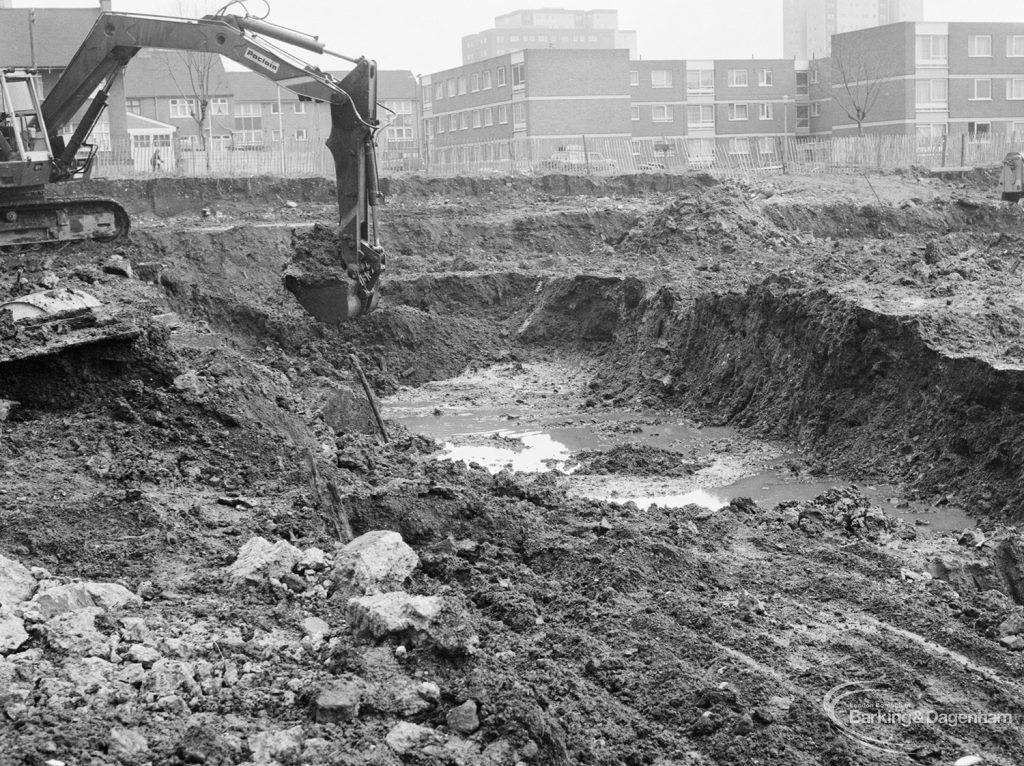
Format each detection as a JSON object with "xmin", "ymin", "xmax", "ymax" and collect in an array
[{"xmin": 42, "ymin": 12, "xmax": 385, "ymax": 320}]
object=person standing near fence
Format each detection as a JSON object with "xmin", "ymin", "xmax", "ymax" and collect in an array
[{"xmin": 150, "ymin": 149, "xmax": 163, "ymax": 172}]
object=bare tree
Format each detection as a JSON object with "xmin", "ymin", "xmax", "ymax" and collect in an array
[
  {"xmin": 166, "ymin": 1, "xmax": 222, "ymax": 167},
  {"xmin": 832, "ymin": 42, "xmax": 884, "ymax": 137}
]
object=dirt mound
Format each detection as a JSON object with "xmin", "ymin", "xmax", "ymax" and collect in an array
[{"xmin": 572, "ymin": 442, "xmax": 704, "ymax": 477}]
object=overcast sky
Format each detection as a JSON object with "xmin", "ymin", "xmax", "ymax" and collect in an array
[{"xmin": 7, "ymin": 0, "xmax": 1020, "ymax": 74}]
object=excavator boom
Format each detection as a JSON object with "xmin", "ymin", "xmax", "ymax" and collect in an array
[{"xmin": 3, "ymin": 11, "xmax": 385, "ymax": 321}]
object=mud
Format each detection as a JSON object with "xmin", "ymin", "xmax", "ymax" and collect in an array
[{"xmin": 2, "ymin": 171, "xmax": 1024, "ymax": 764}]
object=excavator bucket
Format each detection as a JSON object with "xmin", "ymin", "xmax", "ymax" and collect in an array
[{"xmin": 283, "ymin": 64, "xmax": 385, "ymax": 325}]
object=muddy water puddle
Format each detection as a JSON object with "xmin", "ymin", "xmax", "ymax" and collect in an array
[{"xmin": 385, "ymin": 362, "xmax": 974, "ymax": 533}]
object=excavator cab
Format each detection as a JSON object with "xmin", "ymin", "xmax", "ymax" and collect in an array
[{"xmin": 0, "ymin": 70, "xmax": 52, "ymax": 192}]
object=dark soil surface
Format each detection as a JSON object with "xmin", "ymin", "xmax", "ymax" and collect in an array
[{"xmin": 2, "ymin": 171, "xmax": 1024, "ymax": 765}]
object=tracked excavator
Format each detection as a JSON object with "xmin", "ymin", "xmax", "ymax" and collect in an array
[{"xmin": 1, "ymin": 8, "xmax": 385, "ymax": 332}]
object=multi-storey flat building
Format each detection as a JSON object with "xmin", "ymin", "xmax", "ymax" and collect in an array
[
  {"xmin": 462, "ymin": 8, "xmax": 637, "ymax": 64},
  {"xmin": 784, "ymin": 0, "xmax": 924, "ymax": 59},
  {"xmin": 829, "ymin": 21, "xmax": 1024, "ymax": 141},
  {"xmin": 421, "ymin": 50, "xmax": 814, "ymax": 168},
  {"xmin": 422, "ymin": 49, "xmax": 632, "ymax": 166}
]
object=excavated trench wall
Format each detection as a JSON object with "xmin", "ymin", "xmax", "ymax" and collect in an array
[{"xmin": 599, "ymin": 280, "xmax": 1024, "ymax": 518}]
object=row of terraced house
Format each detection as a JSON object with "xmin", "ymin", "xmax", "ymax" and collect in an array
[{"xmin": 421, "ymin": 20, "xmax": 1024, "ymax": 170}]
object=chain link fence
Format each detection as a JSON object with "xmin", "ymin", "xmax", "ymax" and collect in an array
[{"xmin": 84, "ymin": 133, "xmax": 1021, "ymax": 180}]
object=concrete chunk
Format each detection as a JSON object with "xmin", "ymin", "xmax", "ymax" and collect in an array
[
  {"xmin": 347, "ymin": 592, "xmax": 442, "ymax": 641},
  {"xmin": 313, "ymin": 675, "xmax": 367, "ymax": 723},
  {"xmin": 226, "ymin": 537, "xmax": 303, "ymax": 584},
  {"xmin": 335, "ymin": 530, "xmax": 419, "ymax": 593},
  {"xmin": 0, "ymin": 614, "xmax": 29, "ymax": 655},
  {"xmin": 0, "ymin": 554, "xmax": 36, "ymax": 607}
]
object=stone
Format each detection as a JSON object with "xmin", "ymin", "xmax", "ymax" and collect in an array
[
  {"xmin": 108, "ymin": 727, "xmax": 148, "ymax": 763},
  {"xmin": 322, "ymin": 387, "xmax": 376, "ymax": 435},
  {"xmin": 446, "ymin": 699, "xmax": 480, "ymax": 734},
  {"xmin": 0, "ymin": 399, "xmax": 17, "ymax": 422},
  {"xmin": 64, "ymin": 657, "xmax": 115, "ymax": 689},
  {"xmin": 299, "ymin": 547, "xmax": 328, "ymax": 571},
  {"xmin": 347, "ymin": 593, "xmax": 443, "ymax": 640},
  {"xmin": 998, "ymin": 635, "xmax": 1024, "ymax": 651},
  {"xmin": 84, "ymin": 583, "xmax": 141, "ymax": 612},
  {"xmin": 300, "ymin": 616, "xmax": 331, "ymax": 640},
  {"xmin": 371, "ymin": 676, "xmax": 436, "ymax": 716},
  {"xmin": 0, "ymin": 554, "xmax": 36, "ymax": 606},
  {"xmin": 225, "ymin": 537, "xmax": 303, "ymax": 585},
  {"xmin": 335, "ymin": 530, "xmax": 419, "ymax": 593},
  {"xmin": 0, "ymin": 614, "xmax": 29, "ymax": 655},
  {"xmin": 127, "ymin": 644, "xmax": 161, "ymax": 666},
  {"xmin": 103, "ymin": 254, "xmax": 134, "ymax": 278},
  {"xmin": 42, "ymin": 608, "xmax": 108, "ymax": 656},
  {"xmin": 172, "ymin": 370, "xmax": 206, "ymax": 396},
  {"xmin": 997, "ymin": 611, "xmax": 1024, "ymax": 637},
  {"xmin": 249, "ymin": 726, "xmax": 304, "ymax": 764},
  {"xmin": 385, "ymin": 722, "xmax": 442, "ymax": 755},
  {"xmin": 481, "ymin": 739, "xmax": 516, "ymax": 764},
  {"xmin": 146, "ymin": 659, "xmax": 199, "ymax": 697},
  {"xmin": 313, "ymin": 675, "xmax": 367, "ymax": 723},
  {"xmin": 27, "ymin": 583, "xmax": 96, "ymax": 620}
]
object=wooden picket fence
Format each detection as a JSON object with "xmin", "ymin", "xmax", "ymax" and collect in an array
[{"xmin": 84, "ymin": 132, "xmax": 1020, "ymax": 180}]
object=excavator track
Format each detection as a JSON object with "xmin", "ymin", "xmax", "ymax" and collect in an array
[{"xmin": 0, "ymin": 196, "xmax": 130, "ymax": 252}]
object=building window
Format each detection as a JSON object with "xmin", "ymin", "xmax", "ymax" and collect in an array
[
  {"xmin": 728, "ymin": 103, "xmax": 748, "ymax": 120},
  {"xmin": 233, "ymin": 102, "xmax": 262, "ymax": 145},
  {"xmin": 472, "ymin": 109, "xmax": 481, "ymax": 128},
  {"xmin": 210, "ymin": 98, "xmax": 228, "ymax": 115},
  {"xmin": 436, "ymin": 117, "xmax": 444, "ymax": 134},
  {"xmin": 483, "ymin": 70, "xmax": 493, "ymax": 89},
  {"xmin": 687, "ymin": 69, "xmax": 713, "ymax": 93},
  {"xmin": 915, "ymin": 123, "xmax": 947, "ymax": 143},
  {"xmin": 758, "ymin": 69, "xmax": 773, "ymax": 87},
  {"xmin": 630, "ymin": 70, "xmax": 639, "ymax": 87},
  {"xmin": 447, "ymin": 79, "xmax": 456, "ymax": 97},
  {"xmin": 729, "ymin": 137, "xmax": 750, "ymax": 155},
  {"xmin": 631, "ymin": 105, "xmax": 640, "ymax": 121},
  {"xmin": 652, "ymin": 104, "xmax": 673, "ymax": 122},
  {"xmin": 651, "ymin": 69, "xmax": 672, "ymax": 88},
  {"xmin": 810, "ymin": 102, "xmax": 821, "ymax": 117},
  {"xmin": 426, "ymin": 120, "xmax": 433, "ymax": 137},
  {"xmin": 796, "ymin": 105, "xmax": 809, "ymax": 128},
  {"xmin": 728, "ymin": 69, "xmax": 748, "ymax": 87},
  {"xmin": 512, "ymin": 102, "xmax": 525, "ymax": 125},
  {"xmin": 810, "ymin": 70, "xmax": 820, "ymax": 84},
  {"xmin": 512, "ymin": 63, "xmax": 525, "ymax": 88},
  {"xmin": 270, "ymin": 101, "xmax": 281, "ymax": 114},
  {"xmin": 1012, "ymin": 121, "xmax": 1024, "ymax": 138},
  {"xmin": 968, "ymin": 35, "xmax": 992, "ymax": 57},
  {"xmin": 422, "ymin": 86, "xmax": 432, "ymax": 106},
  {"xmin": 498, "ymin": 104, "xmax": 508, "ymax": 123},
  {"xmin": 293, "ymin": 102, "xmax": 306, "ymax": 114},
  {"xmin": 971, "ymin": 78, "xmax": 992, "ymax": 100},
  {"xmin": 435, "ymin": 83, "xmax": 444, "ymax": 100},
  {"xmin": 126, "ymin": 98, "xmax": 142, "ymax": 115},
  {"xmin": 915, "ymin": 79, "xmax": 948, "ymax": 108},
  {"xmin": 460, "ymin": 112, "xmax": 469, "ymax": 130},
  {"xmin": 484, "ymin": 107, "xmax": 494, "ymax": 126},
  {"xmin": 1010, "ymin": 36, "xmax": 1024, "ymax": 57},
  {"xmin": 169, "ymin": 98, "xmax": 195, "ymax": 119},
  {"xmin": 471, "ymin": 73, "xmax": 480, "ymax": 92},
  {"xmin": 687, "ymin": 138, "xmax": 714, "ymax": 160},
  {"xmin": 497, "ymin": 66, "xmax": 507, "ymax": 86},
  {"xmin": 916, "ymin": 35, "xmax": 948, "ymax": 63},
  {"xmin": 1008, "ymin": 79, "xmax": 1024, "ymax": 100},
  {"xmin": 449, "ymin": 114, "xmax": 458, "ymax": 131},
  {"xmin": 271, "ymin": 129, "xmax": 282, "ymax": 142},
  {"xmin": 686, "ymin": 104, "xmax": 714, "ymax": 126},
  {"xmin": 796, "ymin": 71, "xmax": 809, "ymax": 95},
  {"xmin": 759, "ymin": 103, "xmax": 773, "ymax": 120},
  {"xmin": 759, "ymin": 137, "xmax": 775, "ymax": 156},
  {"xmin": 968, "ymin": 121, "xmax": 991, "ymax": 140},
  {"xmin": 294, "ymin": 129, "xmax": 308, "ymax": 141},
  {"xmin": 457, "ymin": 76, "xmax": 467, "ymax": 95}
]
